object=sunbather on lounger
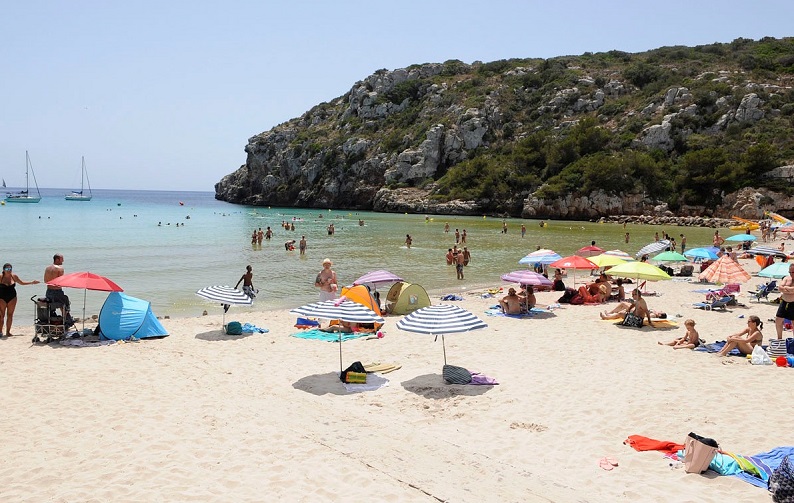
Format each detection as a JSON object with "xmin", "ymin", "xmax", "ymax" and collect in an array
[
  {"xmin": 659, "ymin": 319, "xmax": 700, "ymax": 349},
  {"xmin": 717, "ymin": 315, "xmax": 763, "ymax": 356}
]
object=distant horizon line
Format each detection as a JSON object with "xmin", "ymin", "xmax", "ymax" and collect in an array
[{"xmin": 3, "ymin": 187, "xmax": 216, "ymax": 194}]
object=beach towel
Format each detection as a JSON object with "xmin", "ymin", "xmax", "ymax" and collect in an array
[
  {"xmin": 624, "ymin": 435, "xmax": 684, "ymax": 456},
  {"xmin": 732, "ymin": 447, "xmax": 794, "ymax": 488},
  {"xmin": 608, "ymin": 318, "xmax": 678, "ymax": 328},
  {"xmin": 290, "ymin": 329, "xmax": 369, "ymax": 342},
  {"xmin": 469, "ymin": 372, "xmax": 499, "ymax": 385},
  {"xmin": 694, "ymin": 341, "xmax": 743, "ymax": 356},
  {"xmin": 484, "ymin": 307, "xmax": 552, "ymax": 318},
  {"xmin": 241, "ymin": 323, "xmax": 269, "ymax": 333},
  {"xmin": 341, "ymin": 373, "xmax": 389, "ymax": 393}
]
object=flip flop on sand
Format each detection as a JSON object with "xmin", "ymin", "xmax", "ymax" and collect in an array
[{"xmin": 598, "ymin": 457, "xmax": 619, "ymax": 470}]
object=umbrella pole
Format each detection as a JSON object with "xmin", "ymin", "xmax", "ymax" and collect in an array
[
  {"xmin": 442, "ymin": 334, "xmax": 447, "ymax": 365},
  {"xmin": 81, "ymin": 289, "xmax": 87, "ymax": 333},
  {"xmin": 339, "ymin": 333, "xmax": 343, "ymax": 374}
]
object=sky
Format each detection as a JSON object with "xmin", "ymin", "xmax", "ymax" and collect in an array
[{"xmin": 2, "ymin": 1, "xmax": 793, "ymax": 192}]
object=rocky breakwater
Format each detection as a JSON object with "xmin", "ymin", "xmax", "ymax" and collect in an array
[{"xmin": 600, "ymin": 215, "xmax": 734, "ymax": 228}]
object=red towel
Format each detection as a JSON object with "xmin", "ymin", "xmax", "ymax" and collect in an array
[{"xmin": 624, "ymin": 435, "xmax": 684, "ymax": 455}]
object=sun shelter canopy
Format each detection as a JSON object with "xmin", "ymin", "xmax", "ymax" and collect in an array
[
  {"xmin": 353, "ymin": 270, "xmax": 403, "ymax": 287},
  {"xmin": 99, "ymin": 292, "xmax": 168, "ymax": 340},
  {"xmin": 385, "ymin": 282, "xmax": 431, "ymax": 315}
]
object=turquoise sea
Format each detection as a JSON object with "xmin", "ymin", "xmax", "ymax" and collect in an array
[{"xmin": 3, "ymin": 188, "xmax": 726, "ymax": 321}]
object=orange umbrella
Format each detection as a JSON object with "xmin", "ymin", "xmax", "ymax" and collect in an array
[
  {"xmin": 548, "ymin": 255, "xmax": 598, "ymax": 285},
  {"xmin": 698, "ymin": 255, "xmax": 751, "ymax": 284}
]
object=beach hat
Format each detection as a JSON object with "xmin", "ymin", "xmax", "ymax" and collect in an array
[{"xmin": 322, "ymin": 258, "xmax": 333, "ymax": 265}]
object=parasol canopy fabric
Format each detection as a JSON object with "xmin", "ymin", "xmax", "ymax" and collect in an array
[
  {"xmin": 576, "ymin": 245, "xmax": 605, "ymax": 257},
  {"xmin": 47, "ymin": 271, "xmax": 123, "ymax": 292},
  {"xmin": 725, "ymin": 234, "xmax": 756, "ymax": 242},
  {"xmin": 684, "ymin": 247, "xmax": 719, "ymax": 261},
  {"xmin": 652, "ymin": 251, "xmax": 689, "ymax": 262},
  {"xmin": 758, "ymin": 262, "xmax": 793, "ymax": 279},
  {"xmin": 589, "ymin": 254, "xmax": 630, "ymax": 268},
  {"xmin": 290, "ymin": 299, "xmax": 384, "ymax": 324},
  {"xmin": 519, "ymin": 249, "xmax": 562, "ymax": 265},
  {"xmin": 396, "ymin": 304, "xmax": 487, "ymax": 366},
  {"xmin": 196, "ymin": 285, "xmax": 254, "ymax": 306},
  {"xmin": 698, "ymin": 255, "xmax": 751, "ymax": 284},
  {"xmin": 746, "ymin": 246, "xmax": 788, "ymax": 258},
  {"xmin": 604, "ymin": 261, "xmax": 672, "ymax": 282},
  {"xmin": 353, "ymin": 269, "xmax": 403, "ymax": 286},
  {"xmin": 603, "ymin": 249, "xmax": 633, "ymax": 259},
  {"xmin": 636, "ymin": 240, "xmax": 671, "ymax": 258},
  {"xmin": 500, "ymin": 270, "xmax": 553, "ymax": 286},
  {"xmin": 548, "ymin": 255, "xmax": 598, "ymax": 270}
]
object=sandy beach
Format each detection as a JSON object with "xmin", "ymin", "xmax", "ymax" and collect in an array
[{"xmin": 2, "ymin": 249, "xmax": 794, "ymax": 502}]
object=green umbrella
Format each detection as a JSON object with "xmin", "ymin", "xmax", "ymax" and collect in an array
[
  {"xmin": 653, "ymin": 251, "xmax": 689, "ymax": 262},
  {"xmin": 605, "ymin": 261, "xmax": 672, "ymax": 282}
]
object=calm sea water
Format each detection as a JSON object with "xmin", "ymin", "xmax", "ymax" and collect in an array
[{"xmin": 3, "ymin": 188, "xmax": 725, "ymax": 321}]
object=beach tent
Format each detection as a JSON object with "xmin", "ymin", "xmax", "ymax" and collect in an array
[
  {"xmin": 339, "ymin": 284, "xmax": 382, "ymax": 317},
  {"xmin": 385, "ymin": 282, "xmax": 431, "ymax": 315},
  {"xmin": 98, "ymin": 292, "xmax": 168, "ymax": 340}
]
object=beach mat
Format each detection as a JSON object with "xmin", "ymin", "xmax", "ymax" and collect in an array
[
  {"xmin": 484, "ymin": 307, "xmax": 553, "ymax": 319},
  {"xmin": 607, "ymin": 318, "xmax": 678, "ymax": 328},
  {"xmin": 364, "ymin": 362, "xmax": 402, "ymax": 373}
]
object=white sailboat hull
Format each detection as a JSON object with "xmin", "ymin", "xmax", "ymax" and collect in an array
[
  {"xmin": 65, "ymin": 156, "xmax": 92, "ymax": 201},
  {"xmin": 5, "ymin": 195, "xmax": 41, "ymax": 203},
  {"xmin": 65, "ymin": 194, "xmax": 92, "ymax": 201}
]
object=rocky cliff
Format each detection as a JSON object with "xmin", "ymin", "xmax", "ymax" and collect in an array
[{"xmin": 216, "ymin": 38, "xmax": 794, "ymax": 220}]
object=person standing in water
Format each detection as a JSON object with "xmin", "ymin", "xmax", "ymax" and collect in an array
[
  {"xmin": 405, "ymin": 234, "xmax": 412, "ymax": 248},
  {"xmin": 235, "ymin": 265, "xmax": 256, "ymax": 299},
  {"xmin": 315, "ymin": 258, "xmax": 338, "ymax": 301}
]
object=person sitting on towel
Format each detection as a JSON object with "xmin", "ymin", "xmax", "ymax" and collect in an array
[
  {"xmin": 599, "ymin": 289, "xmax": 654, "ymax": 326},
  {"xmin": 500, "ymin": 288, "xmax": 524, "ymax": 315},
  {"xmin": 517, "ymin": 285, "xmax": 537, "ymax": 311}
]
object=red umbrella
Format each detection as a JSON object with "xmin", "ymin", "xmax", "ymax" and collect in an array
[
  {"xmin": 46, "ymin": 272, "xmax": 123, "ymax": 331},
  {"xmin": 577, "ymin": 245, "xmax": 604, "ymax": 257},
  {"xmin": 548, "ymin": 255, "xmax": 598, "ymax": 286}
]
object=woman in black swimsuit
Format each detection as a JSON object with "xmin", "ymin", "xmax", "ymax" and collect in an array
[{"xmin": 0, "ymin": 263, "xmax": 40, "ymax": 337}]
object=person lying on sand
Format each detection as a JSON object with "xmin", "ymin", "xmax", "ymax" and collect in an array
[
  {"xmin": 320, "ymin": 320, "xmax": 355, "ymax": 333},
  {"xmin": 659, "ymin": 319, "xmax": 700, "ymax": 349}
]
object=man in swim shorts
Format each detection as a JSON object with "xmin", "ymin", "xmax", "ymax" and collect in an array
[
  {"xmin": 775, "ymin": 263, "xmax": 794, "ymax": 339},
  {"xmin": 43, "ymin": 253, "xmax": 71, "ymax": 319}
]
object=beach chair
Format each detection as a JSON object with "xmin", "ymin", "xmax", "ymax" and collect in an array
[
  {"xmin": 749, "ymin": 280, "xmax": 777, "ymax": 302},
  {"xmin": 693, "ymin": 295, "xmax": 733, "ymax": 311}
]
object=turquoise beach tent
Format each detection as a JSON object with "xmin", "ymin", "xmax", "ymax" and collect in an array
[{"xmin": 99, "ymin": 292, "xmax": 168, "ymax": 340}]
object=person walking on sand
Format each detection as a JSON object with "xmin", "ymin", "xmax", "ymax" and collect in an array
[
  {"xmin": 775, "ymin": 263, "xmax": 794, "ymax": 339},
  {"xmin": 235, "ymin": 265, "xmax": 256, "ymax": 299},
  {"xmin": 315, "ymin": 258, "xmax": 338, "ymax": 301},
  {"xmin": 0, "ymin": 263, "xmax": 40, "ymax": 337},
  {"xmin": 44, "ymin": 253, "xmax": 71, "ymax": 320}
]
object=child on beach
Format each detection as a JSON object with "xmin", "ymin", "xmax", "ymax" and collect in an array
[{"xmin": 659, "ymin": 319, "xmax": 700, "ymax": 349}]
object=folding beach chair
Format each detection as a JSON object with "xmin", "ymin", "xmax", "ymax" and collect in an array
[
  {"xmin": 749, "ymin": 280, "xmax": 777, "ymax": 303},
  {"xmin": 693, "ymin": 295, "xmax": 733, "ymax": 311}
]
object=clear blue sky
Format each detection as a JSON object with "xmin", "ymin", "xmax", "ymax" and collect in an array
[{"xmin": 2, "ymin": 1, "xmax": 792, "ymax": 191}]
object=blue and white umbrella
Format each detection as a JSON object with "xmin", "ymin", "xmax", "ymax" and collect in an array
[
  {"xmin": 519, "ymin": 249, "xmax": 561, "ymax": 266},
  {"xmin": 636, "ymin": 240, "xmax": 671, "ymax": 258},
  {"xmin": 684, "ymin": 247, "xmax": 719, "ymax": 261},
  {"xmin": 290, "ymin": 299, "xmax": 385, "ymax": 373},
  {"xmin": 196, "ymin": 285, "xmax": 254, "ymax": 326},
  {"xmin": 396, "ymin": 304, "xmax": 487, "ymax": 364},
  {"xmin": 725, "ymin": 234, "xmax": 756, "ymax": 242},
  {"xmin": 747, "ymin": 246, "xmax": 788, "ymax": 258}
]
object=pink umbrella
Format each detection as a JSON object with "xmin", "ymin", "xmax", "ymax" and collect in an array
[
  {"xmin": 500, "ymin": 270, "xmax": 553, "ymax": 286},
  {"xmin": 548, "ymin": 255, "xmax": 598, "ymax": 285},
  {"xmin": 353, "ymin": 270, "xmax": 403, "ymax": 288},
  {"xmin": 698, "ymin": 255, "xmax": 751, "ymax": 284},
  {"xmin": 577, "ymin": 245, "xmax": 604, "ymax": 257}
]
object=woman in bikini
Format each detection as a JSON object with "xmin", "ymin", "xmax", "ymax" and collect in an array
[
  {"xmin": 717, "ymin": 315, "xmax": 764, "ymax": 357},
  {"xmin": 0, "ymin": 263, "xmax": 40, "ymax": 337}
]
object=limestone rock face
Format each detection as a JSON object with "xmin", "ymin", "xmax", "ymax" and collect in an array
[{"xmin": 734, "ymin": 93, "xmax": 765, "ymax": 122}]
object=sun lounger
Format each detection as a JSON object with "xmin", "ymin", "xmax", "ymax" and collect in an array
[
  {"xmin": 749, "ymin": 280, "xmax": 777, "ymax": 302},
  {"xmin": 693, "ymin": 295, "xmax": 733, "ymax": 311}
]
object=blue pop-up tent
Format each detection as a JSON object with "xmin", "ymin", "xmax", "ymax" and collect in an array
[{"xmin": 99, "ymin": 292, "xmax": 168, "ymax": 340}]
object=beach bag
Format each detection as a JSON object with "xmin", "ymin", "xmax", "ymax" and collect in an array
[
  {"xmin": 786, "ymin": 338, "xmax": 794, "ymax": 356},
  {"xmin": 751, "ymin": 345, "xmax": 773, "ymax": 365},
  {"xmin": 684, "ymin": 432, "xmax": 719, "ymax": 474},
  {"xmin": 340, "ymin": 361, "xmax": 367, "ymax": 383},
  {"xmin": 442, "ymin": 364, "xmax": 472, "ymax": 384},
  {"xmin": 225, "ymin": 321, "xmax": 243, "ymax": 335},
  {"xmin": 768, "ymin": 339, "xmax": 788, "ymax": 360},
  {"xmin": 621, "ymin": 312, "xmax": 644, "ymax": 328},
  {"xmin": 769, "ymin": 455, "xmax": 794, "ymax": 502}
]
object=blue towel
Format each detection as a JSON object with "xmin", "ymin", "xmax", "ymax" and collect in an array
[
  {"xmin": 694, "ymin": 341, "xmax": 742, "ymax": 356},
  {"xmin": 733, "ymin": 446, "xmax": 794, "ymax": 488},
  {"xmin": 290, "ymin": 328, "xmax": 368, "ymax": 342},
  {"xmin": 242, "ymin": 323, "xmax": 269, "ymax": 333}
]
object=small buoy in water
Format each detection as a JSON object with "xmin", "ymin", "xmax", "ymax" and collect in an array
[
  {"xmin": 117, "ymin": 203, "xmax": 121, "ymax": 206},
  {"xmin": 179, "ymin": 201, "xmax": 184, "ymax": 206}
]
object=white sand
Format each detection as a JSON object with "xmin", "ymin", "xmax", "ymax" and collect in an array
[{"xmin": 2, "ymin": 249, "xmax": 793, "ymax": 502}]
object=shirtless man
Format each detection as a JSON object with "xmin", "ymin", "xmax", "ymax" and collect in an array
[
  {"xmin": 600, "ymin": 289, "xmax": 653, "ymax": 326},
  {"xmin": 455, "ymin": 251, "xmax": 465, "ymax": 280},
  {"xmin": 446, "ymin": 248, "xmax": 454, "ymax": 265},
  {"xmin": 500, "ymin": 288, "xmax": 523, "ymax": 314},
  {"xmin": 315, "ymin": 258, "xmax": 338, "ymax": 301},
  {"xmin": 462, "ymin": 247, "xmax": 471, "ymax": 266},
  {"xmin": 235, "ymin": 265, "xmax": 256, "ymax": 299},
  {"xmin": 775, "ymin": 263, "xmax": 794, "ymax": 339},
  {"xmin": 518, "ymin": 285, "xmax": 537, "ymax": 311},
  {"xmin": 44, "ymin": 253, "xmax": 70, "ymax": 319}
]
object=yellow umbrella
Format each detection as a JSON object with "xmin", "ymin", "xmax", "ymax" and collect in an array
[
  {"xmin": 589, "ymin": 254, "xmax": 630, "ymax": 268},
  {"xmin": 605, "ymin": 261, "xmax": 672, "ymax": 282}
]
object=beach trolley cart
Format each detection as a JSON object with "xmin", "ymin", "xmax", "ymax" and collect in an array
[{"xmin": 31, "ymin": 295, "xmax": 66, "ymax": 343}]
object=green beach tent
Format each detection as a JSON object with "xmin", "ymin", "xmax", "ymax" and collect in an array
[{"xmin": 385, "ymin": 282, "xmax": 431, "ymax": 315}]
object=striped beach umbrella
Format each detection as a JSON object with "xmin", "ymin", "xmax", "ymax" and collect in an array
[
  {"xmin": 603, "ymin": 249, "xmax": 633, "ymax": 259},
  {"xmin": 519, "ymin": 249, "xmax": 562, "ymax": 266},
  {"xmin": 636, "ymin": 240, "xmax": 670, "ymax": 258},
  {"xmin": 290, "ymin": 299, "xmax": 385, "ymax": 373},
  {"xmin": 196, "ymin": 285, "xmax": 254, "ymax": 327},
  {"xmin": 747, "ymin": 246, "xmax": 788, "ymax": 258},
  {"xmin": 698, "ymin": 255, "xmax": 751, "ymax": 284},
  {"xmin": 396, "ymin": 304, "xmax": 487, "ymax": 365}
]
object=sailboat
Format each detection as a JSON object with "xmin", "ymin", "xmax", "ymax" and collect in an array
[
  {"xmin": 5, "ymin": 151, "xmax": 42, "ymax": 203},
  {"xmin": 65, "ymin": 156, "xmax": 93, "ymax": 201}
]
